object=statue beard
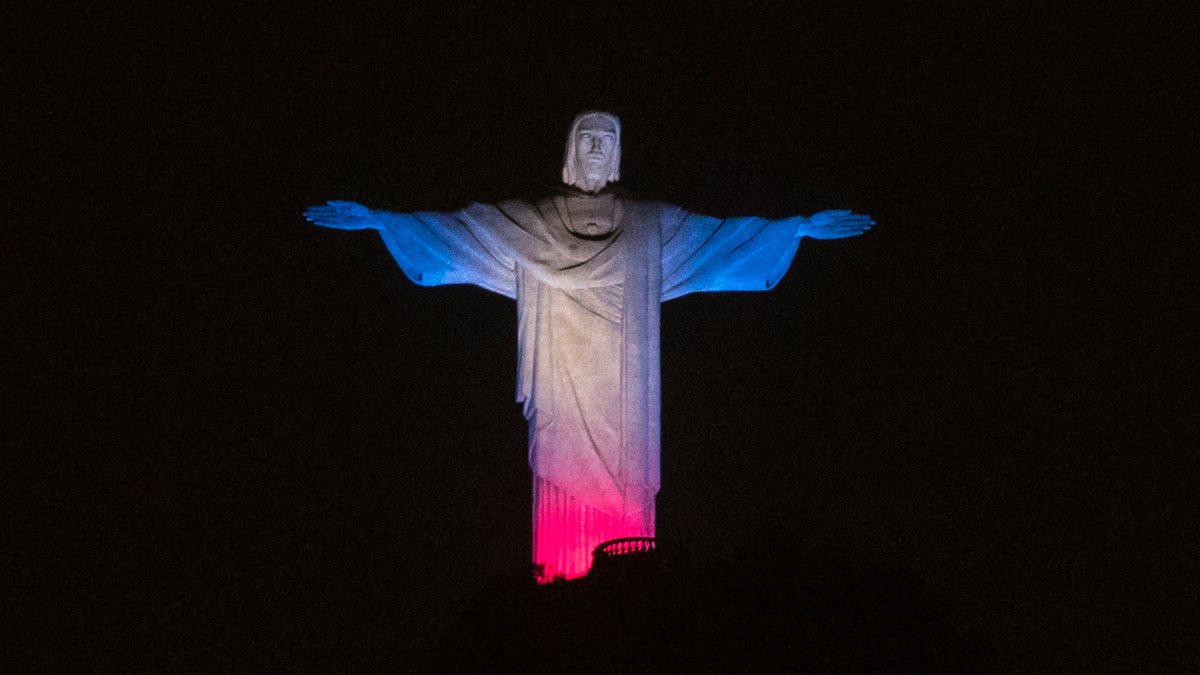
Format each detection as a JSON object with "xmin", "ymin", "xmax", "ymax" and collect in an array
[{"xmin": 571, "ymin": 159, "xmax": 613, "ymax": 193}]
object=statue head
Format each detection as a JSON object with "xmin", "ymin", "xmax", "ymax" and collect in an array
[{"xmin": 562, "ymin": 111, "xmax": 621, "ymax": 193}]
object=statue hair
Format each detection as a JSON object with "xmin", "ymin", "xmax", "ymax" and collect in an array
[{"xmin": 561, "ymin": 111, "xmax": 621, "ymax": 188}]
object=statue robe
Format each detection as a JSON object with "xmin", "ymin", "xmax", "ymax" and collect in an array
[{"xmin": 374, "ymin": 190, "xmax": 805, "ymax": 580}]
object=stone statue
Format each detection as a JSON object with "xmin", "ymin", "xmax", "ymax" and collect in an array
[{"xmin": 305, "ymin": 111, "xmax": 873, "ymax": 581}]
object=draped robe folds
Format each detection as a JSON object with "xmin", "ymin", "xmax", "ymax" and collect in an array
[{"xmin": 374, "ymin": 191, "xmax": 805, "ymax": 580}]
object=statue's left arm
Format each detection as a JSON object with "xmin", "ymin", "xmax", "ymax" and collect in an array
[{"xmin": 660, "ymin": 206, "xmax": 873, "ymax": 301}]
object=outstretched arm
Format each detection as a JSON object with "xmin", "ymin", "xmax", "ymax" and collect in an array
[
  {"xmin": 304, "ymin": 199, "xmax": 518, "ymax": 297},
  {"xmin": 661, "ymin": 206, "xmax": 874, "ymax": 301},
  {"xmin": 304, "ymin": 200, "xmax": 378, "ymax": 230},
  {"xmin": 797, "ymin": 209, "xmax": 875, "ymax": 240}
]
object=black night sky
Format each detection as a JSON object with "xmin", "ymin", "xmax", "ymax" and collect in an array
[{"xmin": 10, "ymin": 4, "xmax": 1194, "ymax": 670}]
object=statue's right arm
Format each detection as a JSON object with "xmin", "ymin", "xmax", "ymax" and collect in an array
[
  {"xmin": 305, "ymin": 199, "xmax": 518, "ymax": 297},
  {"xmin": 303, "ymin": 200, "xmax": 380, "ymax": 230}
]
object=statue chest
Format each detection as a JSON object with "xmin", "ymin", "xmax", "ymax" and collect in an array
[{"xmin": 563, "ymin": 193, "xmax": 618, "ymax": 237}]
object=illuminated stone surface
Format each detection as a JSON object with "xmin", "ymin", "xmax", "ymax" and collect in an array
[{"xmin": 305, "ymin": 112, "xmax": 873, "ymax": 581}]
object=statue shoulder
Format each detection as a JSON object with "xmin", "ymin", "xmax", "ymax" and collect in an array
[
  {"xmin": 495, "ymin": 196, "xmax": 537, "ymax": 210},
  {"xmin": 635, "ymin": 199, "xmax": 686, "ymax": 222},
  {"xmin": 610, "ymin": 190, "xmax": 683, "ymax": 217},
  {"xmin": 484, "ymin": 197, "xmax": 540, "ymax": 221}
]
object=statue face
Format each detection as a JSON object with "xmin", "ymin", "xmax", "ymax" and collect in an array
[
  {"xmin": 573, "ymin": 114, "xmax": 619, "ymax": 184},
  {"xmin": 562, "ymin": 111, "xmax": 621, "ymax": 191}
]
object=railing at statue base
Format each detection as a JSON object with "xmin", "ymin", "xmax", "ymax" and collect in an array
[{"xmin": 587, "ymin": 537, "xmax": 660, "ymax": 579}]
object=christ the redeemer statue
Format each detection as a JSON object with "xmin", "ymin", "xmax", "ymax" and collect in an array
[{"xmin": 305, "ymin": 111, "xmax": 873, "ymax": 581}]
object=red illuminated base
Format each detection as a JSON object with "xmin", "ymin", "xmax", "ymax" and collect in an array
[{"xmin": 532, "ymin": 476, "xmax": 654, "ymax": 583}]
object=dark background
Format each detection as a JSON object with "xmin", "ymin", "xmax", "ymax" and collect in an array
[{"xmin": 9, "ymin": 4, "xmax": 1195, "ymax": 670}]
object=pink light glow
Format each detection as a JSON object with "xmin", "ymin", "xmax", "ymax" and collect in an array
[{"xmin": 533, "ymin": 476, "xmax": 654, "ymax": 582}]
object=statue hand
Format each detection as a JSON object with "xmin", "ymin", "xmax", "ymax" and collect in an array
[
  {"xmin": 304, "ymin": 200, "xmax": 376, "ymax": 230},
  {"xmin": 802, "ymin": 209, "xmax": 875, "ymax": 240}
]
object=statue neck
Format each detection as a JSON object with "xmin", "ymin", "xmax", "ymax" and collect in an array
[{"xmin": 567, "ymin": 177, "xmax": 610, "ymax": 194}]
